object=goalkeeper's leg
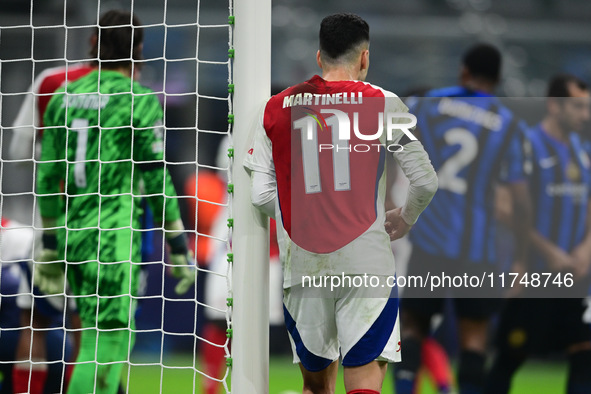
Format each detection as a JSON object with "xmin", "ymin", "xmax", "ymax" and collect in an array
[{"xmin": 67, "ymin": 329, "xmax": 133, "ymax": 394}]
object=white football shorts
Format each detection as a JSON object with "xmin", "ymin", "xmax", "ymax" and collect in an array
[{"xmin": 283, "ymin": 275, "xmax": 401, "ymax": 372}]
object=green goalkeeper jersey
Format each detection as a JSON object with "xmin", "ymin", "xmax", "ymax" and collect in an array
[
  {"xmin": 38, "ymin": 69, "xmax": 182, "ymax": 328},
  {"xmin": 38, "ymin": 69, "xmax": 180, "ymax": 236}
]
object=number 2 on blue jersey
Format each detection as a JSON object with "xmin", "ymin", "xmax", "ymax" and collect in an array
[{"xmin": 437, "ymin": 128, "xmax": 478, "ymax": 195}]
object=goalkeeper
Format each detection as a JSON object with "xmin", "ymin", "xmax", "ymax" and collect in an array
[{"xmin": 36, "ymin": 10, "xmax": 194, "ymax": 394}]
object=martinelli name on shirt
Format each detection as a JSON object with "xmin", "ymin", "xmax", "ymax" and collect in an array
[{"xmin": 283, "ymin": 92, "xmax": 363, "ymax": 108}]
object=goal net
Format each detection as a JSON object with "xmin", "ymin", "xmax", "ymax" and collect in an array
[{"xmin": 0, "ymin": 0, "xmax": 239, "ymax": 392}]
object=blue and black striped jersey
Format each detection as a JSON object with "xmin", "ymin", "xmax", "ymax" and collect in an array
[
  {"xmin": 582, "ymin": 138, "xmax": 591, "ymax": 158},
  {"xmin": 525, "ymin": 124, "xmax": 591, "ymax": 270},
  {"xmin": 409, "ymin": 86, "xmax": 526, "ymax": 264}
]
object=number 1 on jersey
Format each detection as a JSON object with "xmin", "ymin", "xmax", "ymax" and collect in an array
[
  {"xmin": 71, "ymin": 118, "xmax": 89, "ymax": 188},
  {"xmin": 294, "ymin": 114, "xmax": 351, "ymax": 194}
]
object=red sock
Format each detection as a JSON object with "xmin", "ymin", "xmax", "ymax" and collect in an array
[
  {"xmin": 12, "ymin": 364, "xmax": 47, "ymax": 394},
  {"xmin": 347, "ymin": 390, "xmax": 380, "ymax": 394},
  {"xmin": 421, "ymin": 338, "xmax": 453, "ymax": 392},
  {"xmin": 202, "ymin": 323, "xmax": 228, "ymax": 394}
]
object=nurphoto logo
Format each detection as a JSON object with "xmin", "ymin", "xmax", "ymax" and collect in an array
[{"xmin": 296, "ymin": 107, "xmax": 418, "ymax": 153}]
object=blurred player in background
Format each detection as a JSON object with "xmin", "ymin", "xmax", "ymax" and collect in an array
[
  {"xmin": 246, "ymin": 13, "xmax": 438, "ymax": 393},
  {"xmin": 393, "ymin": 43, "xmax": 531, "ymax": 394},
  {"xmin": 183, "ymin": 143, "xmax": 226, "ymax": 394},
  {"xmin": 9, "ymin": 21, "xmax": 95, "ymax": 394},
  {"xmin": 0, "ymin": 218, "xmax": 34, "ymax": 393},
  {"xmin": 485, "ymin": 74, "xmax": 591, "ymax": 394},
  {"xmin": 195, "ymin": 135, "xmax": 285, "ymax": 394},
  {"xmin": 394, "ymin": 87, "xmax": 455, "ymax": 394},
  {"xmin": 35, "ymin": 10, "xmax": 194, "ymax": 394},
  {"xmin": 10, "ymin": 64, "xmax": 93, "ymax": 162}
]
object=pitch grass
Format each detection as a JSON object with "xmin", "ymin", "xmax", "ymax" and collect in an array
[{"xmin": 123, "ymin": 354, "xmax": 567, "ymax": 393}]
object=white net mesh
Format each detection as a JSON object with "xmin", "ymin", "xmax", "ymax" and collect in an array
[{"xmin": 0, "ymin": 0, "xmax": 233, "ymax": 392}]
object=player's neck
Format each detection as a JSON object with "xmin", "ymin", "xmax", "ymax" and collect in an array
[
  {"xmin": 101, "ymin": 65, "xmax": 133, "ymax": 78},
  {"xmin": 462, "ymin": 79, "xmax": 495, "ymax": 95},
  {"xmin": 322, "ymin": 67, "xmax": 361, "ymax": 82},
  {"xmin": 541, "ymin": 117, "xmax": 568, "ymax": 143}
]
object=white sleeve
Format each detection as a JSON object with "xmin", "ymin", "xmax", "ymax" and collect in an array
[
  {"xmin": 250, "ymin": 171, "xmax": 277, "ymax": 219},
  {"xmin": 243, "ymin": 103, "xmax": 275, "ymax": 176},
  {"xmin": 380, "ymin": 89, "xmax": 437, "ymax": 224},
  {"xmin": 243, "ymin": 102, "xmax": 277, "ymax": 218},
  {"xmin": 392, "ymin": 139, "xmax": 438, "ymax": 225},
  {"xmin": 9, "ymin": 85, "xmax": 38, "ymax": 161},
  {"xmin": 382, "ymin": 90, "xmax": 416, "ymax": 146}
]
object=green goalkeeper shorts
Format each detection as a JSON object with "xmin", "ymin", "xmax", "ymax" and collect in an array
[{"xmin": 63, "ymin": 227, "xmax": 142, "ymax": 329}]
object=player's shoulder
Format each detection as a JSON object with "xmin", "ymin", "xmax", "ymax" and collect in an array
[
  {"xmin": 37, "ymin": 64, "xmax": 94, "ymax": 94},
  {"xmin": 425, "ymin": 85, "xmax": 501, "ymax": 105},
  {"xmin": 265, "ymin": 76, "xmax": 405, "ymax": 111},
  {"xmin": 568, "ymin": 129, "xmax": 585, "ymax": 149},
  {"xmin": 522, "ymin": 124, "xmax": 549, "ymax": 157},
  {"xmin": 356, "ymin": 81, "xmax": 408, "ymax": 111},
  {"xmin": 44, "ymin": 70, "xmax": 96, "ymax": 104},
  {"xmin": 524, "ymin": 123, "xmax": 542, "ymax": 140},
  {"xmin": 264, "ymin": 78, "xmax": 318, "ymax": 115},
  {"xmin": 131, "ymin": 79, "xmax": 156, "ymax": 95},
  {"xmin": 96, "ymin": 71, "xmax": 159, "ymax": 103},
  {"xmin": 425, "ymin": 85, "xmax": 499, "ymax": 99},
  {"xmin": 425, "ymin": 86, "xmax": 470, "ymax": 98},
  {"xmin": 130, "ymin": 79, "xmax": 160, "ymax": 105},
  {"xmin": 266, "ymin": 84, "xmax": 299, "ymax": 110}
]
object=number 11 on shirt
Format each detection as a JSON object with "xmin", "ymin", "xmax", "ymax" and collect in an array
[{"xmin": 293, "ymin": 113, "xmax": 351, "ymax": 194}]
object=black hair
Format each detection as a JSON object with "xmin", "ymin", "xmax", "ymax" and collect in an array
[
  {"xmin": 462, "ymin": 43, "xmax": 501, "ymax": 83},
  {"xmin": 547, "ymin": 73, "xmax": 588, "ymax": 97},
  {"xmin": 90, "ymin": 10, "xmax": 143, "ymax": 69},
  {"xmin": 319, "ymin": 13, "xmax": 369, "ymax": 61}
]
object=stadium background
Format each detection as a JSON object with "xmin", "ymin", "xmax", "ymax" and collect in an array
[{"xmin": 1, "ymin": 0, "xmax": 590, "ymax": 392}]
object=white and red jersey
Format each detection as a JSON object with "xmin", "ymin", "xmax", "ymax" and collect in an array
[
  {"xmin": 245, "ymin": 75, "xmax": 410, "ymax": 286},
  {"xmin": 10, "ymin": 64, "xmax": 94, "ymax": 160}
]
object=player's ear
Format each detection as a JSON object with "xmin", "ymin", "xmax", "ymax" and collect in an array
[
  {"xmin": 316, "ymin": 50, "xmax": 322, "ymax": 69},
  {"xmin": 360, "ymin": 49, "xmax": 369, "ymax": 72}
]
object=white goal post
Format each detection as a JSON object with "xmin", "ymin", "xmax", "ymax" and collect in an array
[
  {"xmin": 231, "ymin": 0, "xmax": 272, "ymax": 393},
  {"xmin": 0, "ymin": 0, "xmax": 273, "ymax": 392}
]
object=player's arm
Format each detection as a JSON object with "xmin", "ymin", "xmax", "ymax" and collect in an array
[
  {"xmin": 133, "ymin": 95, "xmax": 194, "ymax": 294},
  {"xmin": 245, "ymin": 103, "xmax": 277, "ymax": 219},
  {"xmin": 34, "ymin": 102, "xmax": 67, "ymax": 294},
  {"xmin": 388, "ymin": 139, "xmax": 438, "ymax": 240},
  {"xmin": 37, "ymin": 103, "xmax": 66, "ymax": 229},
  {"xmin": 10, "ymin": 86, "xmax": 37, "ymax": 161},
  {"xmin": 386, "ymin": 95, "xmax": 438, "ymax": 240},
  {"xmin": 250, "ymin": 171, "xmax": 277, "ymax": 219},
  {"xmin": 10, "ymin": 75, "xmax": 47, "ymax": 161},
  {"xmin": 529, "ymin": 229, "xmax": 574, "ymax": 272}
]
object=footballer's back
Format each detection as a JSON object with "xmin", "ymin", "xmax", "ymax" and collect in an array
[{"xmin": 263, "ymin": 75, "xmax": 405, "ymax": 253}]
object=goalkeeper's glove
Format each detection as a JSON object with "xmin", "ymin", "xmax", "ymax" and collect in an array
[
  {"xmin": 34, "ymin": 233, "xmax": 65, "ymax": 295},
  {"xmin": 166, "ymin": 220, "xmax": 196, "ymax": 295}
]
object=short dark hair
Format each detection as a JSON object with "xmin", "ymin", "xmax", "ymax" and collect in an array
[
  {"xmin": 547, "ymin": 73, "xmax": 588, "ymax": 97},
  {"xmin": 462, "ymin": 43, "xmax": 501, "ymax": 83},
  {"xmin": 90, "ymin": 10, "xmax": 143, "ymax": 69},
  {"xmin": 319, "ymin": 13, "xmax": 369, "ymax": 62}
]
